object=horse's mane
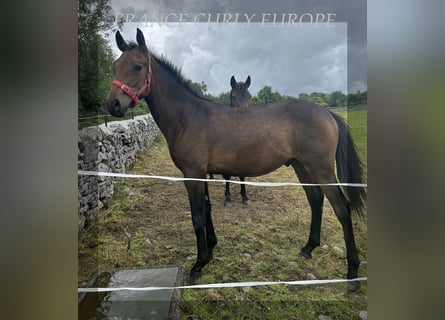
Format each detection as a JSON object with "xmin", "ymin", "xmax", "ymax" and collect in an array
[
  {"xmin": 154, "ymin": 54, "xmax": 208, "ymax": 100},
  {"xmin": 126, "ymin": 42, "xmax": 207, "ymax": 100}
]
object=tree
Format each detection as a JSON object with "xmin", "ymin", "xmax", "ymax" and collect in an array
[
  {"xmin": 255, "ymin": 86, "xmax": 283, "ymax": 105},
  {"xmin": 186, "ymin": 80, "xmax": 208, "ymax": 97},
  {"xmin": 329, "ymin": 91, "xmax": 346, "ymax": 107},
  {"xmin": 347, "ymin": 91, "xmax": 367, "ymax": 106},
  {"xmin": 250, "ymin": 96, "xmax": 263, "ymax": 106},
  {"xmin": 78, "ymin": 0, "xmax": 116, "ymax": 114},
  {"xmin": 299, "ymin": 93, "xmax": 310, "ymax": 102},
  {"xmin": 299, "ymin": 92, "xmax": 328, "ymax": 106},
  {"xmin": 216, "ymin": 91, "xmax": 230, "ymax": 105},
  {"xmin": 79, "ymin": 35, "xmax": 114, "ymax": 111},
  {"xmin": 299, "ymin": 91, "xmax": 350, "ymax": 108},
  {"xmin": 78, "ymin": 0, "xmax": 114, "ymax": 41}
]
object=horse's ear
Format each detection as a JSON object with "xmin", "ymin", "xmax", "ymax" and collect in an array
[
  {"xmin": 245, "ymin": 75, "xmax": 251, "ymax": 88},
  {"xmin": 136, "ymin": 28, "xmax": 148, "ymax": 51},
  {"xmin": 230, "ymin": 76, "xmax": 236, "ymax": 88},
  {"xmin": 116, "ymin": 31, "xmax": 128, "ymax": 52}
]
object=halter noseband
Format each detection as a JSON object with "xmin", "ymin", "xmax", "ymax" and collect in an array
[{"xmin": 111, "ymin": 53, "xmax": 152, "ymax": 107}]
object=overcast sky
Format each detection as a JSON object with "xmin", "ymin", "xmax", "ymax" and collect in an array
[{"xmin": 107, "ymin": 0, "xmax": 366, "ymax": 97}]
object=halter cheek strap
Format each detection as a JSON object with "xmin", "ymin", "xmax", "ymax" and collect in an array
[{"xmin": 112, "ymin": 53, "xmax": 152, "ymax": 107}]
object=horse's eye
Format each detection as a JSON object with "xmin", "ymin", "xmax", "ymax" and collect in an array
[{"xmin": 134, "ymin": 64, "xmax": 143, "ymax": 71}]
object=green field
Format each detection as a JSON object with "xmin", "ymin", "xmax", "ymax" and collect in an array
[
  {"xmin": 341, "ymin": 110, "xmax": 367, "ymax": 167},
  {"xmin": 79, "ymin": 109, "xmax": 367, "ymax": 319}
]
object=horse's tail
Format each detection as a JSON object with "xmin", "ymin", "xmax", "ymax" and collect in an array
[{"xmin": 330, "ymin": 111, "xmax": 367, "ymax": 215}]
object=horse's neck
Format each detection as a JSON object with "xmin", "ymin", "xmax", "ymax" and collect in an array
[{"xmin": 145, "ymin": 60, "xmax": 203, "ymax": 142}]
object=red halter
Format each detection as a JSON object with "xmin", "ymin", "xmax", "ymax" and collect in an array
[{"xmin": 111, "ymin": 53, "xmax": 152, "ymax": 107}]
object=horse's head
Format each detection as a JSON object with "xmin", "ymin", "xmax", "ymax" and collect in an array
[
  {"xmin": 230, "ymin": 75, "xmax": 251, "ymax": 108},
  {"xmin": 106, "ymin": 29, "xmax": 152, "ymax": 117}
]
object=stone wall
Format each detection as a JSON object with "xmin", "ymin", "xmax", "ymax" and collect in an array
[{"xmin": 78, "ymin": 114, "xmax": 159, "ymax": 230}]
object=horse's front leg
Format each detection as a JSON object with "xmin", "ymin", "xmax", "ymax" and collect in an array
[{"xmin": 184, "ymin": 180, "xmax": 216, "ymax": 281}]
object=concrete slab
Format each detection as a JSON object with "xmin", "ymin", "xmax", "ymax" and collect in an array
[{"xmin": 78, "ymin": 266, "xmax": 183, "ymax": 320}]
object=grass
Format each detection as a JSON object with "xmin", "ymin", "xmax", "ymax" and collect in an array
[
  {"xmin": 78, "ymin": 109, "xmax": 367, "ymax": 319},
  {"xmin": 340, "ymin": 110, "xmax": 367, "ymax": 167}
]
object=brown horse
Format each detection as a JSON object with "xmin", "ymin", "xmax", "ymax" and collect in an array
[
  {"xmin": 106, "ymin": 29, "xmax": 366, "ymax": 291},
  {"xmin": 229, "ymin": 75, "xmax": 251, "ymax": 108},
  {"xmin": 223, "ymin": 75, "xmax": 252, "ymax": 207}
]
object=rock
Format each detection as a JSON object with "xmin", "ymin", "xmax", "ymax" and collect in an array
[
  {"xmin": 97, "ymin": 151, "xmax": 108, "ymax": 162},
  {"xmin": 222, "ymin": 276, "xmax": 231, "ymax": 282},
  {"xmin": 318, "ymin": 315, "xmax": 333, "ymax": 320},
  {"xmin": 332, "ymin": 246, "xmax": 343, "ymax": 256},
  {"xmin": 359, "ymin": 311, "xmax": 367, "ymax": 320},
  {"xmin": 123, "ymin": 186, "xmax": 135, "ymax": 196},
  {"xmin": 306, "ymin": 273, "xmax": 317, "ymax": 280},
  {"xmin": 242, "ymin": 253, "xmax": 252, "ymax": 259},
  {"xmin": 78, "ymin": 114, "xmax": 160, "ymax": 230},
  {"xmin": 115, "ymin": 124, "xmax": 127, "ymax": 133},
  {"xmin": 97, "ymin": 163, "xmax": 111, "ymax": 182}
]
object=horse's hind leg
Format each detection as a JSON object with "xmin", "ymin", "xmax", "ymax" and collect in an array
[
  {"xmin": 321, "ymin": 183, "xmax": 360, "ymax": 291},
  {"xmin": 239, "ymin": 176, "xmax": 250, "ymax": 205},
  {"xmin": 308, "ymin": 166, "xmax": 361, "ymax": 291},
  {"xmin": 291, "ymin": 161, "xmax": 324, "ymax": 258},
  {"xmin": 223, "ymin": 174, "xmax": 232, "ymax": 207},
  {"xmin": 298, "ymin": 160, "xmax": 361, "ymax": 290},
  {"xmin": 204, "ymin": 182, "xmax": 217, "ymax": 256}
]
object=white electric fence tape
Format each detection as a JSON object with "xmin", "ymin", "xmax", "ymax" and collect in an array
[
  {"xmin": 78, "ymin": 170, "xmax": 367, "ymax": 187},
  {"xmin": 78, "ymin": 170, "xmax": 367, "ymax": 293},
  {"xmin": 78, "ymin": 277, "xmax": 367, "ymax": 293}
]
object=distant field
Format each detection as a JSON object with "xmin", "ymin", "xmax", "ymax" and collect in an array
[
  {"xmin": 339, "ymin": 109, "xmax": 367, "ymax": 168},
  {"xmin": 79, "ymin": 109, "xmax": 367, "ymax": 319}
]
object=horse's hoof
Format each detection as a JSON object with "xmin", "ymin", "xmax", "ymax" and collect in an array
[
  {"xmin": 224, "ymin": 201, "xmax": 232, "ymax": 208},
  {"xmin": 189, "ymin": 270, "xmax": 202, "ymax": 283},
  {"xmin": 298, "ymin": 250, "xmax": 312, "ymax": 259},
  {"xmin": 347, "ymin": 280, "xmax": 361, "ymax": 292},
  {"xmin": 242, "ymin": 199, "xmax": 251, "ymax": 205}
]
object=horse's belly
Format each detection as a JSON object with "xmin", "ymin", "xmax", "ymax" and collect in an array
[
  {"xmin": 208, "ymin": 153, "xmax": 288, "ymax": 177},
  {"xmin": 206, "ymin": 132, "xmax": 294, "ymax": 175}
]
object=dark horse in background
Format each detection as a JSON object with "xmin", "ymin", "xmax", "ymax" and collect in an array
[
  {"xmin": 106, "ymin": 29, "xmax": 366, "ymax": 291},
  {"xmin": 222, "ymin": 75, "xmax": 252, "ymax": 207}
]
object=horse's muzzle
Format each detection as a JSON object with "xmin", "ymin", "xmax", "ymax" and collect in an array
[{"xmin": 106, "ymin": 98, "xmax": 127, "ymax": 117}]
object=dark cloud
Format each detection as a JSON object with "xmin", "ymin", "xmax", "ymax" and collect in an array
[
  {"xmin": 110, "ymin": 0, "xmax": 366, "ymax": 95},
  {"xmin": 115, "ymin": 23, "xmax": 349, "ymax": 96}
]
